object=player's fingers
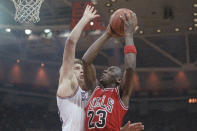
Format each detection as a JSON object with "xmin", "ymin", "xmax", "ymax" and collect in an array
[
  {"xmin": 131, "ymin": 13, "xmax": 137, "ymax": 23},
  {"xmin": 93, "ymin": 9, "xmax": 97, "ymax": 15},
  {"xmin": 135, "ymin": 125, "xmax": 144, "ymax": 129},
  {"xmin": 94, "ymin": 14, "xmax": 100, "ymax": 18},
  {"xmin": 136, "ymin": 128, "xmax": 144, "ymax": 131},
  {"xmin": 132, "ymin": 12, "xmax": 136, "ymax": 18},
  {"xmin": 90, "ymin": 6, "xmax": 94, "ymax": 12},
  {"xmin": 137, "ymin": 126, "xmax": 144, "ymax": 131},
  {"xmin": 120, "ymin": 15, "xmax": 126, "ymax": 23},
  {"xmin": 129, "ymin": 123, "xmax": 143, "ymax": 129},
  {"xmin": 106, "ymin": 25, "xmax": 111, "ymax": 34},
  {"xmin": 121, "ymin": 121, "xmax": 130, "ymax": 130},
  {"xmin": 124, "ymin": 12, "xmax": 129, "ymax": 21},
  {"xmin": 130, "ymin": 122, "xmax": 142, "ymax": 126},
  {"xmin": 133, "ymin": 124, "xmax": 144, "ymax": 131},
  {"xmin": 126, "ymin": 121, "xmax": 131, "ymax": 127},
  {"xmin": 85, "ymin": 5, "xmax": 91, "ymax": 13},
  {"xmin": 86, "ymin": 4, "xmax": 90, "ymax": 10}
]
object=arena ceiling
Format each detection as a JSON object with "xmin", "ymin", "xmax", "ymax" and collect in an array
[
  {"xmin": 0, "ymin": 0, "xmax": 197, "ymax": 101},
  {"xmin": 0, "ymin": 0, "xmax": 197, "ymax": 71}
]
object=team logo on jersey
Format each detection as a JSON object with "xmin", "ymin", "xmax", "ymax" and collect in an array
[
  {"xmin": 89, "ymin": 95, "xmax": 114, "ymax": 113},
  {"xmin": 81, "ymin": 91, "xmax": 88, "ymax": 101}
]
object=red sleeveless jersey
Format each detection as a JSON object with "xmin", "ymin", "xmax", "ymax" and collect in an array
[{"xmin": 85, "ymin": 86, "xmax": 128, "ymax": 131}]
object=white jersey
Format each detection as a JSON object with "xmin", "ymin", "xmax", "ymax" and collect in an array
[{"xmin": 57, "ymin": 86, "xmax": 89, "ymax": 131}]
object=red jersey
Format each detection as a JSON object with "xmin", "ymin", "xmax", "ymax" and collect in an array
[{"xmin": 85, "ymin": 86, "xmax": 128, "ymax": 131}]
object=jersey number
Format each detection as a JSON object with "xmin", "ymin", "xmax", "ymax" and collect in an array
[{"xmin": 87, "ymin": 110, "xmax": 107, "ymax": 129}]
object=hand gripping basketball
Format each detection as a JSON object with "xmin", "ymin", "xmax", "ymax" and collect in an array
[{"xmin": 109, "ymin": 8, "xmax": 138, "ymax": 37}]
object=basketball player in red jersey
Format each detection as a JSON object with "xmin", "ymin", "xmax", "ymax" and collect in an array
[{"xmin": 82, "ymin": 11, "xmax": 144, "ymax": 131}]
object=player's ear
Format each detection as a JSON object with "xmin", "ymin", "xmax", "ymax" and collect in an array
[{"xmin": 116, "ymin": 78, "xmax": 121, "ymax": 85}]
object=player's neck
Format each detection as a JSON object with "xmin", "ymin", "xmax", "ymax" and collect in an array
[
  {"xmin": 100, "ymin": 82, "xmax": 117, "ymax": 89},
  {"xmin": 79, "ymin": 82, "xmax": 85, "ymax": 90}
]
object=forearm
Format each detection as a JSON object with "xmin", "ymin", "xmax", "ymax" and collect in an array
[
  {"xmin": 58, "ymin": 17, "xmax": 88, "ymax": 93},
  {"xmin": 82, "ymin": 32, "xmax": 110, "ymax": 64},
  {"xmin": 124, "ymin": 33, "xmax": 136, "ymax": 70},
  {"xmin": 120, "ymin": 10, "xmax": 138, "ymax": 106},
  {"xmin": 69, "ymin": 17, "xmax": 89, "ymax": 44},
  {"xmin": 62, "ymin": 17, "xmax": 90, "ymax": 67},
  {"xmin": 125, "ymin": 33, "xmax": 134, "ymax": 46}
]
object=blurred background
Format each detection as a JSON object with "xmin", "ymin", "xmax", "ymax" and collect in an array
[{"xmin": 0, "ymin": 0, "xmax": 197, "ymax": 130}]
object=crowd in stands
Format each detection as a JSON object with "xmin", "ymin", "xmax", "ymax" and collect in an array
[
  {"xmin": 0, "ymin": 100, "xmax": 196, "ymax": 131},
  {"xmin": 0, "ymin": 104, "xmax": 61, "ymax": 131},
  {"xmin": 124, "ymin": 109, "xmax": 197, "ymax": 131}
]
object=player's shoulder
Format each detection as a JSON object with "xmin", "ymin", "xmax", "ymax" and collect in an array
[{"xmin": 94, "ymin": 86, "xmax": 103, "ymax": 91}]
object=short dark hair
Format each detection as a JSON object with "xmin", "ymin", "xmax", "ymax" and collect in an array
[
  {"xmin": 110, "ymin": 66, "xmax": 122, "ymax": 78},
  {"xmin": 74, "ymin": 58, "xmax": 83, "ymax": 65}
]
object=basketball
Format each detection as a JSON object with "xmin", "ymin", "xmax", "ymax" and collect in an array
[{"xmin": 109, "ymin": 8, "xmax": 137, "ymax": 36}]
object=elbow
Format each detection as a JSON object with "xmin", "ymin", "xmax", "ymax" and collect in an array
[
  {"xmin": 125, "ymin": 67, "xmax": 135, "ymax": 75},
  {"xmin": 82, "ymin": 59, "xmax": 88, "ymax": 67},
  {"xmin": 67, "ymin": 34, "xmax": 73, "ymax": 41},
  {"xmin": 82, "ymin": 54, "xmax": 92, "ymax": 64},
  {"xmin": 66, "ymin": 36, "xmax": 76, "ymax": 45},
  {"xmin": 82, "ymin": 56, "xmax": 88, "ymax": 64},
  {"xmin": 127, "ymin": 63, "xmax": 136, "ymax": 71}
]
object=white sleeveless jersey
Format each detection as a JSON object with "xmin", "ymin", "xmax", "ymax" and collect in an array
[{"xmin": 57, "ymin": 87, "xmax": 89, "ymax": 131}]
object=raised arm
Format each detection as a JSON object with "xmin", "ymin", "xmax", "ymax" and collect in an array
[
  {"xmin": 82, "ymin": 31, "xmax": 111, "ymax": 92},
  {"xmin": 120, "ymin": 12, "xmax": 137, "ymax": 106},
  {"xmin": 57, "ymin": 5, "xmax": 99, "ymax": 97}
]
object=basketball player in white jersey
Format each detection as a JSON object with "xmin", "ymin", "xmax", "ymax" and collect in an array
[
  {"xmin": 56, "ymin": 4, "xmax": 144, "ymax": 131},
  {"xmin": 56, "ymin": 5, "xmax": 99, "ymax": 131}
]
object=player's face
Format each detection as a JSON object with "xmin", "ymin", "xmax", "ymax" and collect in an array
[
  {"xmin": 73, "ymin": 63, "xmax": 84, "ymax": 84},
  {"xmin": 100, "ymin": 66, "xmax": 121, "ymax": 87}
]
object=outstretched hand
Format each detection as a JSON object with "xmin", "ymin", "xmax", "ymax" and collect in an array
[
  {"xmin": 120, "ymin": 12, "xmax": 138, "ymax": 35},
  {"xmin": 120, "ymin": 121, "xmax": 144, "ymax": 131},
  {"xmin": 83, "ymin": 5, "xmax": 100, "ymax": 21}
]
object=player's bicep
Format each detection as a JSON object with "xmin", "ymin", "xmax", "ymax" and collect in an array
[
  {"xmin": 59, "ymin": 65, "xmax": 72, "ymax": 84},
  {"xmin": 83, "ymin": 61, "xmax": 97, "ymax": 91},
  {"xmin": 58, "ymin": 64, "xmax": 77, "ymax": 97},
  {"xmin": 57, "ymin": 78, "xmax": 71, "ymax": 97}
]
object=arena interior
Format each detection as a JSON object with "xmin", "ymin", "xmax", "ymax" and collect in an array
[{"xmin": 0, "ymin": 0, "xmax": 197, "ymax": 130}]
